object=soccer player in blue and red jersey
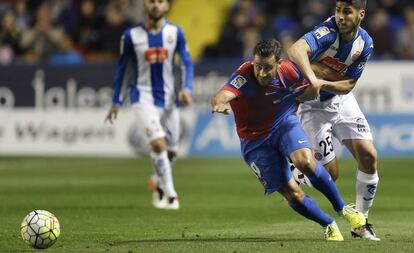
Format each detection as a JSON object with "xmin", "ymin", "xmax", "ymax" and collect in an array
[
  {"xmin": 211, "ymin": 39, "xmax": 366, "ymax": 241},
  {"xmin": 287, "ymin": 0, "xmax": 380, "ymax": 240},
  {"xmin": 105, "ymin": 0, "xmax": 193, "ymax": 210}
]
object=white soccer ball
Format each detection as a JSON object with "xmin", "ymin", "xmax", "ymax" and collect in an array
[{"xmin": 20, "ymin": 210, "xmax": 60, "ymax": 249}]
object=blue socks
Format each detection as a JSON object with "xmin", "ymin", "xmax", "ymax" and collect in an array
[
  {"xmin": 306, "ymin": 163, "xmax": 345, "ymax": 212},
  {"xmin": 289, "ymin": 195, "xmax": 333, "ymax": 227}
]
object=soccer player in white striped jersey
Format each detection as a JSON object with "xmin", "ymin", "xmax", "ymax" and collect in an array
[
  {"xmin": 105, "ymin": 0, "xmax": 193, "ymax": 210},
  {"xmin": 287, "ymin": 0, "xmax": 380, "ymax": 240}
]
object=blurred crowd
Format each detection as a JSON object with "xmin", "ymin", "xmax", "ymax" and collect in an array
[
  {"xmin": 1, "ymin": 0, "xmax": 414, "ymax": 66},
  {"xmin": 0, "ymin": 0, "xmax": 142, "ymax": 65},
  {"xmin": 203, "ymin": 0, "xmax": 414, "ymax": 61}
]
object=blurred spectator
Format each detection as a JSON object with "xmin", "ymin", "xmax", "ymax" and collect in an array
[
  {"xmin": 14, "ymin": 0, "xmax": 31, "ymax": 32},
  {"xmin": 242, "ymin": 26, "xmax": 260, "ymax": 60},
  {"xmin": 202, "ymin": 0, "xmax": 266, "ymax": 60},
  {"xmin": 116, "ymin": 0, "xmax": 145, "ymax": 24},
  {"xmin": 279, "ymin": 32, "xmax": 296, "ymax": 59},
  {"xmin": 76, "ymin": 0, "xmax": 102, "ymax": 55},
  {"xmin": 0, "ymin": 9, "xmax": 22, "ymax": 64},
  {"xmin": 20, "ymin": 2, "xmax": 64, "ymax": 63},
  {"xmin": 366, "ymin": 9, "xmax": 396, "ymax": 59},
  {"xmin": 48, "ymin": 34, "xmax": 84, "ymax": 65},
  {"xmin": 51, "ymin": 0, "xmax": 80, "ymax": 38},
  {"xmin": 93, "ymin": 3, "xmax": 131, "ymax": 59},
  {"xmin": 396, "ymin": 6, "xmax": 414, "ymax": 59},
  {"xmin": 297, "ymin": 0, "xmax": 331, "ymax": 32}
]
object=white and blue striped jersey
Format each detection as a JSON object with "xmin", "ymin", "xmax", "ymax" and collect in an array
[
  {"xmin": 302, "ymin": 17, "xmax": 373, "ymax": 101},
  {"xmin": 112, "ymin": 21, "xmax": 193, "ymax": 108}
]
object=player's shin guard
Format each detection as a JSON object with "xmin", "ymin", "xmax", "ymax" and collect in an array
[
  {"xmin": 150, "ymin": 151, "xmax": 177, "ymax": 198},
  {"xmin": 289, "ymin": 195, "xmax": 334, "ymax": 227},
  {"xmin": 356, "ymin": 170, "xmax": 379, "ymax": 217},
  {"xmin": 306, "ymin": 164, "xmax": 346, "ymax": 212}
]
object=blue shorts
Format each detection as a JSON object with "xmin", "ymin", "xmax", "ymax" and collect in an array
[{"xmin": 241, "ymin": 115, "xmax": 311, "ymax": 194}]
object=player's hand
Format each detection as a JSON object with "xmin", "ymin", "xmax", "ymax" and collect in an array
[
  {"xmin": 211, "ymin": 103, "xmax": 231, "ymax": 115},
  {"xmin": 179, "ymin": 90, "xmax": 192, "ymax": 107},
  {"xmin": 104, "ymin": 106, "xmax": 120, "ymax": 124},
  {"xmin": 298, "ymin": 80, "xmax": 321, "ymax": 102}
]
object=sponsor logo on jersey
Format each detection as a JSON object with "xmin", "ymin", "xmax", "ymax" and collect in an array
[
  {"xmin": 230, "ymin": 75, "xmax": 247, "ymax": 89},
  {"xmin": 320, "ymin": 56, "xmax": 348, "ymax": 72},
  {"xmin": 144, "ymin": 48, "xmax": 169, "ymax": 63},
  {"xmin": 314, "ymin": 26, "xmax": 331, "ymax": 39},
  {"xmin": 356, "ymin": 118, "xmax": 370, "ymax": 133}
]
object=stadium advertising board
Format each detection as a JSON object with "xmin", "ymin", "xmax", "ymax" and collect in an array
[{"xmin": 1, "ymin": 63, "xmax": 414, "ymax": 156}]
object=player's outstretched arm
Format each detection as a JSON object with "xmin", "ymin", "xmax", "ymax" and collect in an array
[{"xmin": 211, "ymin": 90, "xmax": 236, "ymax": 115}]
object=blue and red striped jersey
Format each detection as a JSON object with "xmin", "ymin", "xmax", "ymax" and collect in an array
[{"xmin": 223, "ymin": 60, "xmax": 309, "ymax": 140}]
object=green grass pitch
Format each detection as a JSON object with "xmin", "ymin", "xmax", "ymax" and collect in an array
[{"xmin": 0, "ymin": 157, "xmax": 413, "ymax": 252}]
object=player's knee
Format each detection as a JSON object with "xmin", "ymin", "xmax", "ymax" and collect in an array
[
  {"xmin": 294, "ymin": 157, "xmax": 315, "ymax": 174},
  {"xmin": 150, "ymin": 139, "xmax": 167, "ymax": 153},
  {"xmin": 291, "ymin": 149, "xmax": 315, "ymax": 174},
  {"xmin": 289, "ymin": 189, "xmax": 305, "ymax": 202}
]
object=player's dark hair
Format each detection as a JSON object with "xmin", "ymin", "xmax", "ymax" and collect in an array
[
  {"xmin": 253, "ymin": 39, "xmax": 282, "ymax": 61},
  {"xmin": 336, "ymin": 0, "xmax": 366, "ymax": 9}
]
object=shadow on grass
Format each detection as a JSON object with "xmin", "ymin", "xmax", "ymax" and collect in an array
[{"xmin": 110, "ymin": 236, "xmax": 320, "ymax": 245}]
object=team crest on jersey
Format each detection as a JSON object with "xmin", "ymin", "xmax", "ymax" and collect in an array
[
  {"xmin": 314, "ymin": 26, "xmax": 331, "ymax": 39},
  {"xmin": 166, "ymin": 35, "xmax": 174, "ymax": 44},
  {"xmin": 314, "ymin": 152, "xmax": 323, "ymax": 161},
  {"xmin": 230, "ymin": 75, "xmax": 247, "ymax": 89}
]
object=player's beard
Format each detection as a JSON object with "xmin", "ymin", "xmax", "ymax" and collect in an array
[
  {"xmin": 257, "ymin": 76, "xmax": 273, "ymax": 86},
  {"xmin": 148, "ymin": 13, "xmax": 165, "ymax": 22}
]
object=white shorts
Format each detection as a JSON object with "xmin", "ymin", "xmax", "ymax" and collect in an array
[
  {"xmin": 132, "ymin": 103, "xmax": 180, "ymax": 152},
  {"xmin": 297, "ymin": 92, "xmax": 372, "ymax": 165}
]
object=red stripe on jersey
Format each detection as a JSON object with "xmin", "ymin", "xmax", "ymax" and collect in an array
[{"xmin": 277, "ymin": 60, "xmax": 300, "ymax": 86}]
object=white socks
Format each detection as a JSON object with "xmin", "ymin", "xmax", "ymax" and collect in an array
[
  {"xmin": 150, "ymin": 151, "xmax": 177, "ymax": 198},
  {"xmin": 356, "ymin": 170, "xmax": 379, "ymax": 218}
]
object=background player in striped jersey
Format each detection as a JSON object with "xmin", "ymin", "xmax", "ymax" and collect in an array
[
  {"xmin": 211, "ymin": 39, "xmax": 366, "ymax": 241},
  {"xmin": 287, "ymin": 0, "xmax": 380, "ymax": 240},
  {"xmin": 105, "ymin": 0, "xmax": 193, "ymax": 210}
]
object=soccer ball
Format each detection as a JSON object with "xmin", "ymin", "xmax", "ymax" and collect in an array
[{"xmin": 20, "ymin": 210, "xmax": 60, "ymax": 249}]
